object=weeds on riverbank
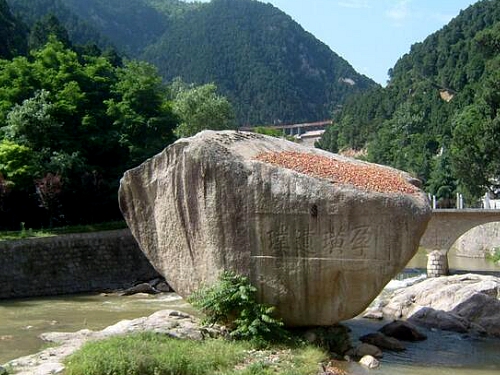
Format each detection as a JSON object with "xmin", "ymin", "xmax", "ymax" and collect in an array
[
  {"xmin": 64, "ymin": 332, "xmax": 327, "ymax": 375},
  {"xmin": 0, "ymin": 221, "xmax": 127, "ymax": 241},
  {"xmin": 487, "ymin": 247, "xmax": 500, "ymax": 264}
]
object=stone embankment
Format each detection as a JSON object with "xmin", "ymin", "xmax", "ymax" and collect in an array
[{"xmin": 0, "ymin": 229, "xmax": 160, "ymax": 299}]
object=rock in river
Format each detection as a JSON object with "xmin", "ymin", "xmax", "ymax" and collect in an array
[
  {"xmin": 382, "ymin": 273, "xmax": 500, "ymax": 337},
  {"xmin": 119, "ymin": 130, "xmax": 431, "ymax": 326}
]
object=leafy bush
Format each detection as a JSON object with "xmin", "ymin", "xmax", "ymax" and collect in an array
[
  {"xmin": 487, "ymin": 247, "xmax": 500, "ymax": 263},
  {"xmin": 188, "ymin": 271, "xmax": 289, "ymax": 344}
]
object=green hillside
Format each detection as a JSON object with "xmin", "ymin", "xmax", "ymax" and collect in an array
[
  {"xmin": 7, "ymin": 0, "xmax": 376, "ymax": 124},
  {"xmin": 318, "ymin": 0, "xmax": 500, "ymax": 203},
  {"xmin": 141, "ymin": 0, "xmax": 375, "ymax": 124},
  {"xmin": 0, "ymin": 0, "xmax": 27, "ymax": 58}
]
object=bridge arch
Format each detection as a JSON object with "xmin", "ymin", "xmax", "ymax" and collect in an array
[{"xmin": 420, "ymin": 209, "xmax": 500, "ymax": 254}]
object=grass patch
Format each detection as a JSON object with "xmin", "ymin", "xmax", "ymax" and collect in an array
[
  {"xmin": 0, "ymin": 220, "xmax": 127, "ymax": 241},
  {"xmin": 486, "ymin": 247, "xmax": 500, "ymax": 264},
  {"xmin": 64, "ymin": 332, "xmax": 327, "ymax": 375}
]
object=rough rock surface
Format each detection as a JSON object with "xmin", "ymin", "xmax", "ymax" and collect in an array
[
  {"xmin": 381, "ymin": 274, "xmax": 500, "ymax": 337},
  {"xmin": 359, "ymin": 332, "xmax": 406, "ymax": 351},
  {"xmin": 119, "ymin": 130, "xmax": 431, "ymax": 326},
  {"xmin": 379, "ymin": 320, "xmax": 427, "ymax": 341},
  {"xmin": 359, "ymin": 355, "xmax": 380, "ymax": 369},
  {"xmin": 346, "ymin": 343, "xmax": 383, "ymax": 359},
  {"xmin": 454, "ymin": 222, "xmax": 500, "ymax": 258},
  {"xmin": 4, "ymin": 309, "xmax": 222, "ymax": 375}
]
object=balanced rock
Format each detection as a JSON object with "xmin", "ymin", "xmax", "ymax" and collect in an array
[{"xmin": 119, "ymin": 130, "xmax": 431, "ymax": 326}]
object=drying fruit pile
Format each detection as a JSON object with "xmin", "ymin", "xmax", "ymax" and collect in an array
[{"xmin": 254, "ymin": 151, "xmax": 419, "ymax": 194}]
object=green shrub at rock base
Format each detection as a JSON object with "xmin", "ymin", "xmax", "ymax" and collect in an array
[{"xmin": 188, "ymin": 271, "xmax": 290, "ymax": 345}]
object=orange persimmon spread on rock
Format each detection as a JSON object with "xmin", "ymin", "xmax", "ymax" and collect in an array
[{"xmin": 254, "ymin": 151, "xmax": 419, "ymax": 194}]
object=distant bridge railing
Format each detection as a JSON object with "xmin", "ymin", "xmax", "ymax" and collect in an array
[{"xmin": 240, "ymin": 120, "xmax": 332, "ymax": 136}]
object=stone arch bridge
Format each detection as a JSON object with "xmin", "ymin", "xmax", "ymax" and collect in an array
[{"xmin": 420, "ymin": 209, "xmax": 500, "ymax": 254}]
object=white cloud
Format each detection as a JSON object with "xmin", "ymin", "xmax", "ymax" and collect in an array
[
  {"xmin": 386, "ymin": 0, "xmax": 411, "ymax": 25},
  {"xmin": 337, "ymin": 0, "xmax": 371, "ymax": 9}
]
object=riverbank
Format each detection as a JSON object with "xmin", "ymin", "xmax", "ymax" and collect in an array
[{"xmin": 3, "ymin": 272, "xmax": 500, "ymax": 375}]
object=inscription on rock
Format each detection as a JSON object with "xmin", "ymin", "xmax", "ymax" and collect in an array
[{"xmin": 260, "ymin": 216, "xmax": 374, "ymax": 260}]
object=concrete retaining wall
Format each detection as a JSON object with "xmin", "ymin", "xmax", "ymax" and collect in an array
[{"xmin": 0, "ymin": 229, "xmax": 160, "ymax": 299}]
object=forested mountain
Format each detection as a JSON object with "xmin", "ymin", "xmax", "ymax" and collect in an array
[
  {"xmin": 141, "ymin": 0, "xmax": 375, "ymax": 124},
  {"xmin": 0, "ymin": 0, "xmax": 27, "ymax": 58},
  {"xmin": 318, "ymin": 0, "xmax": 500, "ymax": 204},
  {"xmin": 6, "ymin": 0, "xmax": 376, "ymax": 124}
]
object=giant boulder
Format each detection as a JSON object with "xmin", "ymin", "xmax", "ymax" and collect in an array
[{"xmin": 119, "ymin": 130, "xmax": 431, "ymax": 326}]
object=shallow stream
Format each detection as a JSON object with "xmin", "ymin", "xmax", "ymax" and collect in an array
[{"xmin": 0, "ymin": 293, "xmax": 192, "ymax": 364}]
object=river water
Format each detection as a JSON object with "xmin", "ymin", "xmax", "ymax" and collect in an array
[
  {"xmin": 0, "ymin": 293, "xmax": 193, "ymax": 364},
  {"xmin": 1, "ymin": 253, "xmax": 499, "ymax": 374}
]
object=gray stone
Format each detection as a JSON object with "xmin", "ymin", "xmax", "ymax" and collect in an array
[
  {"xmin": 379, "ymin": 320, "xmax": 427, "ymax": 341},
  {"xmin": 408, "ymin": 308, "xmax": 469, "ymax": 333},
  {"xmin": 121, "ymin": 282, "xmax": 159, "ymax": 296},
  {"xmin": 359, "ymin": 355, "xmax": 380, "ymax": 369},
  {"xmin": 382, "ymin": 274, "xmax": 500, "ymax": 337},
  {"xmin": 362, "ymin": 309, "xmax": 384, "ymax": 320},
  {"xmin": 119, "ymin": 130, "xmax": 431, "ymax": 326},
  {"xmin": 359, "ymin": 332, "xmax": 406, "ymax": 351},
  {"xmin": 427, "ymin": 250, "xmax": 448, "ymax": 277},
  {"xmin": 347, "ymin": 343, "xmax": 383, "ymax": 359},
  {"xmin": 155, "ymin": 281, "xmax": 172, "ymax": 292}
]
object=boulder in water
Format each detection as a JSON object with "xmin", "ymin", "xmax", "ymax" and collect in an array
[
  {"xmin": 382, "ymin": 273, "xmax": 500, "ymax": 337},
  {"xmin": 119, "ymin": 131, "xmax": 431, "ymax": 326}
]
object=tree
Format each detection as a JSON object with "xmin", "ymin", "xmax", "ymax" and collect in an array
[
  {"xmin": 450, "ymin": 104, "xmax": 490, "ymax": 200},
  {"xmin": 35, "ymin": 172, "xmax": 63, "ymax": 227},
  {"xmin": 171, "ymin": 80, "xmax": 236, "ymax": 138},
  {"xmin": 0, "ymin": 39, "xmax": 178, "ymax": 228},
  {"xmin": 28, "ymin": 14, "xmax": 71, "ymax": 51},
  {"xmin": 427, "ymin": 148, "xmax": 457, "ymax": 207},
  {"xmin": 3, "ymin": 90, "xmax": 61, "ymax": 150},
  {"xmin": 106, "ymin": 60, "xmax": 177, "ymax": 166},
  {"xmin": 0, "ymin": 139, "xmax": 38, "ymax": 189},
  {"xmin": 0, "ymin": 0, "xmax": 27, "ymax": 59}
]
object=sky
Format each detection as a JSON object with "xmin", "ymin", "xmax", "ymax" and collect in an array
[{"xmin": 188, "ymin": 0, "xmax": 481, "ymax": 85}]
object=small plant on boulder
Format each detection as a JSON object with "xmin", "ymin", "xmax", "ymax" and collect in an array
[{"xmin": 188, "ymin": 271, "xmax": 289, "ymax": 344}]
